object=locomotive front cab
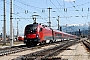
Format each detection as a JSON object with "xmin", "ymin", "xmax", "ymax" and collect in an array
[{"xmin": 24, "ymin": 23, "xmax": 40, "ymax": 46}]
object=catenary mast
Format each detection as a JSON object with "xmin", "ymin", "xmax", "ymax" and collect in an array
[
  {"xmin": 3, "ymin": 0, "xmax": 6, "ymax": 45},
  {"xmin": 10, "ymin": 0, "xmax": 13, "ymax": 46}
]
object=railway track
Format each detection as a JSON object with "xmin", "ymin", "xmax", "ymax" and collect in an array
[
  {"xmin": 0, "ymin": 40, "xmax": 68, "ymax": 57},
  {"xmin": 82, "ymin": 40, "xmax": 90, "ymax": 51},
  {"xmin": 12, "ymin": 39, "xmax": 79, "ymax": 60},
  {"xmin": 0, "ymin": 45, "xmax": 28, "ymax": 56}
]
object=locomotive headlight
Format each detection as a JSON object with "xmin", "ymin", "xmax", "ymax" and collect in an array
[
  {"xmin": 36, "ymin": 35, "xmax": 38, "ymax": 37},
  {"xmin": 36, "ymin": 34, "xmax": 39, "ymax": 38}
]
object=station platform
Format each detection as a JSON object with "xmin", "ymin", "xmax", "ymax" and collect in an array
[
  {"xmin": 0, "ymin": 41, "xmax": 25, "ymax": 49},
  {"xmin": 0, "ymin": 44, "xmax": 25, "ymax": 49},
  {"xmin": 57, "ymin": 43, "xmax": 90, "ymax": 60}
]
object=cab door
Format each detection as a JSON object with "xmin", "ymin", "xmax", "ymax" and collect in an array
[{"xmin": 39, "ymin": 28, "xmax": 43, "ymax": 41}]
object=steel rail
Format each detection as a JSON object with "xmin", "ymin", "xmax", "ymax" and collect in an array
[{"xmin": 13, "ymin": 39, "xmax": 79, "ymax": 60}]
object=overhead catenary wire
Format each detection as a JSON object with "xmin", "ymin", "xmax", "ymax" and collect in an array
[
  {"xmin": 15, "ymin": 0, "xmax": 48, "ymax": 21},
  {"xmin": 73, "ymin": 1, "xmax": 90, "ymax": 23},
  {"xmin": 5, "ymin": 0, "xmax": 90, "ymax": 19},
  {"xmin": 1, "ymin": 0, "xmax": 90, "ymax": 22},
  {"xmin": 46, "ymin": 1, "xmax": 90, "ymax": 12},
  {"xmin": 1, "ymin": 0, "xmax": 90, "ymax": 12},
  {"xmin": 5, "ymin": 0, "xmax": 48, "ymax": 23},
  {"xmin": 0, "ymin": 0, "xmax": 89, "ymax": 25},
  {"xmin": 49, "ymin": 0, "xmax": 72, "ymax": 22},
  {"xmin": 69, "ymin": 1, "xmax": 86, "ymax": 17},
  {"xmin": 0, "ymin": 0, "xmax": 35, "ymax": 29},
  {"xmin": 69, "ymin": 1, "xmax": 90, "ymax": 24},
  {"xmin": 14, "ymin": 0, "xmax": 49, "ymax": 19}
]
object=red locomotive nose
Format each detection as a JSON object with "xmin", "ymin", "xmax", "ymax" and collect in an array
[{"xmin": 26, "ymin": 34, "xmax": 37, "ymax": 39}]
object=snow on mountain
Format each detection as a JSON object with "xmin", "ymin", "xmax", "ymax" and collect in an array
[
  {"xmin": 62, "ymin": 23, "xmax": 89, "ymax": 27},
  {"xmin": 61, "ymin": 23, "xmax": 89, "ymax": 32}
]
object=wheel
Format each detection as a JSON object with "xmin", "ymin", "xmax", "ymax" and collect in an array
[
  {"xmin": 40, "ymin": 41, "xmax": 45, "ymax": 45},
  {"xmin": 26, "ymin": 43, "xmax": 31, "ymax": 47}
]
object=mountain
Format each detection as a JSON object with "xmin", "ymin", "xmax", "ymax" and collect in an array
[
  {"xmin": 61, "ymin": 24, "xmax": 89, "ymax": 32},
  {"xmin": 61, "ymin": 24, "xmax": 89, "ymax": 36}
]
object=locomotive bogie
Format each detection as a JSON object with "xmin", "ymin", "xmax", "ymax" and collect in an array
[{"xmin": 24, "ymin": 38, "xmax": 40, "ymax": 46}]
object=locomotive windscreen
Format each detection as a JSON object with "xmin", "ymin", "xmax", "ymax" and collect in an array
[{"xmin": 25, "ymin": 24, "xmax": 38, "ymax": 34}]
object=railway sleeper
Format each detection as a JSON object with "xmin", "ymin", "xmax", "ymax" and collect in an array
[
  {"xmin": 12, "ymin": 40, "xmax": 78, "ymax": 60},
  {"xmin": 41, "ymin": 57, "xmax": 61, "ymax": 60},
  {"xmin": 82, "ymin": 41, "xmax": 90, "ymax": 50}
]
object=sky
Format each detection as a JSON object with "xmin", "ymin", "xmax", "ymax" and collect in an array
[{"xmin": 0, "ymin": 0, "xmax": 90, "ymax": 35}]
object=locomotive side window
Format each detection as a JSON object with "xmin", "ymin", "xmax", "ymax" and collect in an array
[
  {"xmin": 40, "ymin": 28, "xmax": 43, "ymax": 32},
  {"xmin": 55, "ymin": 33, "xmax": 62, "ymax": 36}
]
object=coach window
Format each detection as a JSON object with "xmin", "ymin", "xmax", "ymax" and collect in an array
[{"xmin": 40, "ymin": 28, "xmax": 43, "ymax": 32}]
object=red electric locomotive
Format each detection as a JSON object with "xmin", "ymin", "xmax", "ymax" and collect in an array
[
  {"xmin": 24, "ymin": 22, "xmax": 78, "ymax": 46},
  {"xmin": 24, "ymin": 22, "xmax": 55, "ymax": 46}
]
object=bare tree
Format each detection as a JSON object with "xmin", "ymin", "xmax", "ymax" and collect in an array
[
  {"xmin": 88, "ymin": 22, "xmax": 90, "ymax": 35},
  {"xmin": 88, "ymin": 22, "xmax": 90, "ymax": 39}
]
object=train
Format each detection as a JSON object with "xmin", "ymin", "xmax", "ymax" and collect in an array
[
  {"xmin": 18, "ymin": 36, "xmax": 24, "ymax": 41},
  {"xmin": 24, "ymin": 22, "xmax": 78, "ymax": 46}
]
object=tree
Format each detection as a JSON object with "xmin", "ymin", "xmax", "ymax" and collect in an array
[{"xmin": 88, "ymin": 22, "xmax": 90, "ymax": 39}]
